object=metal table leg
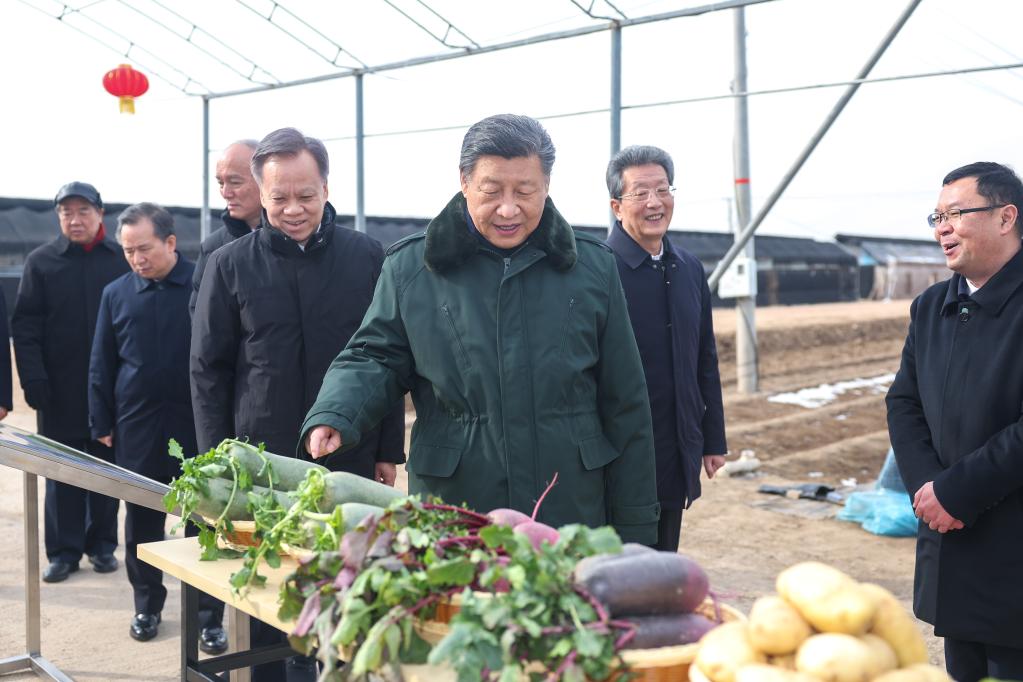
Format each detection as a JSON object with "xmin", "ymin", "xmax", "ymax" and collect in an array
[{"xmin": 0, "ymin": 472, "xmax": 75, "ymax": 681}]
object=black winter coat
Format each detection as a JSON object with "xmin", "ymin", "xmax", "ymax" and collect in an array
[
  {"xmin": 12, "ymin": 235, "xmax": 131, "ymax": 440},
  {"xmin": 89, "ymin": 256, "xmax": 197, "ymax": 477},
  {"xmin": 189, "ymin": 212, "xmax": 253, "ymax": 316},
  {"xmin": 191, "ymin": 203, "xmax": 405, "ymax": 474},
  {"xmin": 607, "ymin": 224, "xmax": 727, "ymax": 509},
  {"xmin": 886, "ymin": 247, "xmax": 1023, "ymax": 648},
  {"xmin": 0, "ymin": 293, "xmax": 12, "ymax": 411}
]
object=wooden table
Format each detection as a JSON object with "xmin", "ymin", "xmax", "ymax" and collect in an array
[{"xmin": 138, "ymin": 537, "xmax": 298, "ymax": 682}]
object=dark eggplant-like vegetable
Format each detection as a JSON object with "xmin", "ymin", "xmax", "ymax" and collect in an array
[
  {"xmin": 622, "ymin": 612, "xmax": 718, "ymax": 649},
  {"xmin": 575, "ymin": 551, "xmax": 709, "ymax": 616}
]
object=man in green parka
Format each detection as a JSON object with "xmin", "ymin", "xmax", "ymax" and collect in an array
[{"xmin": 302, "ymin": 114, "xmax": 659, "ymax": 543}]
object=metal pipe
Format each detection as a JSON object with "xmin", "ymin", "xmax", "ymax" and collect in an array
[
  {"xmin": 709, "ymin": 0, "xmax": 923, "ymax": 290},
  {"xmin": 0, "ymin": 425, "xmax": 170, "ymax": 513},
  {"xmin": 610, "ymin": 24, "xmax": 621, "ymax": 157},
  {"xmin": 208, "ymin": 0, "xmax": 777, "ymax": 100},
  {"xmin": 732, "ymin": 5, "xmax": 757, "ymax": 394},
  {"xmin": 24, "ymin": 472, "xmax": 40, "ymax": 655},
  {"xmin": 201, "ymin": 96, "xmax": 211, "ymax": 242},
  {"xmin": 355, "ymin": 73, "xmax": 366, "ymax": 233},
  {"xmin": 609, "ymin": 24, "xmax": 622, "ymax": 230}
]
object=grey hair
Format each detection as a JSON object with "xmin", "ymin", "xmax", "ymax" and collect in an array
[
  {"xmin": 606, "ymin": 145, "xmax": 675, "ymax": 198},
  {"xmin": 251, "ymin": 127, "xmax": 329, "ymax": 183},
  {"xmin": 459, "ymin": 114, "xmax": 556, "ymax": 178},
  {"xmin": 117, "ymin": 202, "xmax": 175, "ymax": 241}
]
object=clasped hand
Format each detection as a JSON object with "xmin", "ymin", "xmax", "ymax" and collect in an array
[{"xmin": 913, "ymin": 481, "xmax": 964, "ymax": 533}]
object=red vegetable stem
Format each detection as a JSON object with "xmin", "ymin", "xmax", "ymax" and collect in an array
[
  {"xmin": 422, "ymin": 503, "xmax": 490, "ymax": 525},
  {"xmin": 531, "ymin": 472, "xmax": 559, "ymax": 520},
  {"xmin": 546, "ymin": 651, "xmax": 577, "ymax": 681},
  {"xmin": 574, "ymin": 584, "xmax": 609, "ymax": 623},
  {"xmin": 435, "ymin": 535, "xmax": 484, "ymax": 550},
  {"xmin": 613, "ymin": 623, "xmax": 637, "ymax": 650}
]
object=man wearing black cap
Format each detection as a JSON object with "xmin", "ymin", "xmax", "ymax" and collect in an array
[{"xmin": 12, "ymin": 181, "xmax": 130, "ymax": 583}]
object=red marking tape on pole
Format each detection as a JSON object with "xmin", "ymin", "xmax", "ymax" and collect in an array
[{"xmin": 734, "ymin": 177, "xmax": 750, "ymax": 185}]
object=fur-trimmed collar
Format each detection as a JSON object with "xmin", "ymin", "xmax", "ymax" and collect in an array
[{"xmin": 424, "ymin": 193, "xmax": 577, "ymax": 273}]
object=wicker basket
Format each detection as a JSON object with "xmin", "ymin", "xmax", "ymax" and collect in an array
[
  {"xmin": 616, "ymin": 598, "xmax": 746, "ymax": 682},
  {"xmin": 202, "ymin": 518, "xmax": 259, "ymax": 550},
  {"xmin": 279, "ymin": 543, "xmax": 316, "ymax": 562},
  {"xmin": 400, "ymin": 597, "xmax": 744, "ymax": 681}
]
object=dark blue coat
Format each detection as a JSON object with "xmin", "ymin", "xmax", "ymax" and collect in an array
[
  {"xmin": 607, "ymin": 223, "xmax": 727, "ymax": 509},
  {"xmin": 887, "ymin": 246, "xmax": 1023, "ymax": 648},
  {"xmin": 88, "ymin": 256, "xmax": 197, "ymax": 479},
  {"xmin": 12, "ymin": 235, "xmax": 131, "ymax": 440}
]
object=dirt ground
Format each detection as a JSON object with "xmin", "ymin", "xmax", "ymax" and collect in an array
[{"xmin": 0, "ymin": 298, "xmax": 943, "ymax": 681}]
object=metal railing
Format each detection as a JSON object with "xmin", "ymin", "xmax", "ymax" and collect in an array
[{"xmin": 0, "ymin": 423, "xmax": 168, "ymax": 681}]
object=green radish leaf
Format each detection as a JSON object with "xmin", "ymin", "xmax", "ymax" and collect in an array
[
  {"xmin": 168, "ymin": 438, "xmax": 184, "ymax": 461},
  {"xmin": 426, "ymin": 558, "xmax": 475, "ymax": 586}
]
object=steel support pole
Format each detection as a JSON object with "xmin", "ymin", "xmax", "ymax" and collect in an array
[
  {"xmin": 201, "ymin": 96, "xmax": 211, "ymax": 242},
  {"xmin": 709, "ymin": 0, "xmax": 923, "ymax": 290},
  {"xmin": 355, "ymin": 73, "xmax": 366, "ymax": 233},
  {"xmin": 610, "ymin": 25, "xmax": 622, "ymax": 156},
  {"xmin": 732, "ymin": 7, "xmax": 757, "ymax": 394},
  {"xmin": 25, "ymin": 471, "xmax": 40, "ymax": 655},
  {"xmin": 609, "ymin": 24, "xmax": 622, "ymax": 229}
]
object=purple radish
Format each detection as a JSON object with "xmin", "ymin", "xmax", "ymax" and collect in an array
[
  {"xmin": 486, "ymin": 508, "xmax": 533, "ymax": 528},
  {"xmin": 513, "ymin": 521, "xmax": 561, "ymax": 550}
]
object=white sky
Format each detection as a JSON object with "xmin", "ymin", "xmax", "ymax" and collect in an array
[{"xmin": 2, "ymin": 0, "xmax": 1021, "ymax": 240}]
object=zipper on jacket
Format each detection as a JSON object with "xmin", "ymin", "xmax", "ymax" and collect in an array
[
  {"xmin": 560, "ymin": 298, "xmax": 576, "ymax": 356},
  {"xmin": 441, "ymin": 304, "xmax": 472, "ymax": 368},
  {"xmin": 504, "ymin": 257, "xmax": 511, "ymax": 273}
]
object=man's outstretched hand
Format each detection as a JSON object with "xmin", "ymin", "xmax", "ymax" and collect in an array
[{"xmin": 306, "ymin": 425, "xmax": 342, "ymax": 459}]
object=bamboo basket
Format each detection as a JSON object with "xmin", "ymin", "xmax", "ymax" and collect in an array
[{"xmin": 203, "ymin": 518, "xmax": 259, "ymax": 550}]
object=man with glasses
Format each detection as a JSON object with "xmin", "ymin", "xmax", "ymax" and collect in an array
[
  {"xmin": 604, "ymin": 145, "xmax": 726, "ymax": 551},
  {"xmin": 12, "ymin": 181, "xmax": 130, "ymax": 582},
  {"xmin": 887, "ymin": 161, "xmax": 1023, "ymax": 682}
]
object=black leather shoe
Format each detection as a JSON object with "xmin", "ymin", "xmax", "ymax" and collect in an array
[
  {"xmin": 129, "ymin": 612, "xmax": 161, "ymax": 642},
  {"xmin": 89, "ymin": 553, "xmax": 119, "ymax": 573},
  {"xmin": 199, "ymin": 626, "xmax": 228, "ymax": 655},
  {"xmin": 42, "ymin": 561, "xmax": 79, "ymax": 583}
]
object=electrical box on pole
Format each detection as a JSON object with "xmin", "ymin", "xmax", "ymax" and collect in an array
[{"xmin": 718, "ymin": 256, "xmax": 758, "ymax": 299}]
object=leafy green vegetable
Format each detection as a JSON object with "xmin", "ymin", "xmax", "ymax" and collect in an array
[
  {"xmin": 428, "ymin": 523, "xmax": 631, "ymax": 681},
  {"xmin": 163, "ymin": 438, "xmax": 276, "ymax": 561}
]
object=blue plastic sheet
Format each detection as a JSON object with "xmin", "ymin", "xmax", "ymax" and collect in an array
[
  {"xmin": 838, "ymin": 449, "xmax": 917, "ymax": 537},
  {"xmin": 837, "ymin": 488, "xmax": 918, "ymax": 537}
]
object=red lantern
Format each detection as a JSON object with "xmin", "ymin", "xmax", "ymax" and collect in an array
[{"xmin": 103, "ymin": 64, "xmax": 149, "ymax": 114}]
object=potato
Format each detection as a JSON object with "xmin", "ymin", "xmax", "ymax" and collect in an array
[
  {"xmin": 859, "ymin": 583, "xmax": 928, "ymax": 666},
  {"xmin": 748, "ymin": 596, "xmax": 813, "ymax": 655},
  {"xmin": 776, "ymin": 563, "xmax": 876, "ymax": 634},
  {"xmin": 795, "ymin": 633, "xmax": 876, "ymax": 682},
  {"xmin": 768, "ymin": 654, "xmax": 796, "ymax": 670},
  {"xmin": 907, "ymin": 663, "xmax": 953, "ymax": 682},
  {"xmin": 776, "ymin": 562, "xmax": 853, "ymax": 604},
  {"xmin": 859, "ymin": 633, "xmax": 898, "ymax": 676},
  {"xmin": 690, "ymin": 666, "xmax": 713, "ymax": 682},
  {"xmin": 735, "ymin": 664, "xmax": 819, "ymax": 682},
  {"xmin": 694, "ymin": 622, "xmax": 766, "ymax": 682},
  {"xmin": 872, "ymin": 670, "xmax": 928, "ymax": 682},
  {"xmin": 872, "ymin": 667, "xmax": 952, "ymax": 682}
]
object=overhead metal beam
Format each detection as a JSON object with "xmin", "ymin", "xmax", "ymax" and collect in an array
[
  {"xmin": 709, "ymin": 0, "xmax": 924, "ymax": 290},
  {"xmin": 355, "ymin": 73, "xmax": 366, "ymax": 233},
  {"xmin": 208, "ymin": 0, "xmax": 777, "ymax": 99},
  {"xmin": 201, "ymin": 96, "xmax": 211, "ymax": 242}
]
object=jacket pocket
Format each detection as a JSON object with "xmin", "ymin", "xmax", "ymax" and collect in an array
[
  {"xmin": 406, "ymin": 443, "xmax": 463, "ymax": 478},
  {"xmin": 578, "ymin": 434, "xmax": 622, "ymax": 471},
  {"xmin": 440, "ymin": 304, "xmax": 472, "ymax": 369}
]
